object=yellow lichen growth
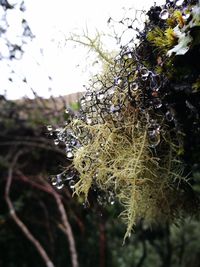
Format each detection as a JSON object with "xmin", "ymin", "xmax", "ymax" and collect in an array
[
  {"xmin": 71, "ymin": 100, "xmax": 186, "ymax": 239},
  {"xmin": 147, "ymin": 27, "xmax": 177, "ymax": 51},
  {"xmin": 173, "ymin": 10, "xmax": 185, "ymax": 28}
]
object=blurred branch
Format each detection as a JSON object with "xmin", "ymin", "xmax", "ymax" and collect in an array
[
  {"xmin": 135, "ymin": 240, "xmax": 147, "ymax": 267},
  {"xmin": 99, "ymin": 219, "xmax": 106, "ymax": 267},
  {"xmin": 16, "ymin": 171, "xmax": 79, "ymax": 267},
  {"xmin": 4, "ymin": 153, "xmax": 55, "ymax": 267},
  {"xmin": 43, "ymin": 180, "xmax": 79, "ymax": 267},
  {"xmin": 0, "ymin": 140, "xmax": 66, "ymax": 157}
]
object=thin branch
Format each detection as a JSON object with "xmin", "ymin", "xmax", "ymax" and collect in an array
[
  {"xmin": 99, "ymin": 219, "xmax": 106, "ymax": 267},
  {"xmin": 4, "ymin": 154, "xmax": 55, "ymax": 267},
  {"xmin": 15, "ymin": 170, "xmax": 79, "ymax": 267},
  {"xmin": 43, "ymin": 180, "xmax": 79, "ymax": 267},
  {"xmin": 0, "ymin": 141, "xmax": 66, "ymax": 157},
  {"xmin": 136, "ymin": 240, "xmax": 147, "ymax": 267}
]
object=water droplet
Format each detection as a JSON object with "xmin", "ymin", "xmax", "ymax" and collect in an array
[
  {"xmin": 85, "ymin": 94, "xmax": 92, "ymax": 101},
  {"xmin": 97, "ymin": 93, "xmax": 104, "ymax": 100},
  {"xmin": 80, "ymin": 99, "xmax": 86, "ymax": 106},
  {"xmin": 159, "ymin": 9, "xmax": 169, "ymax": 20},
  {"xmin": 110, "ymin": 105, "xmax": 120, "ymax": 113},
  {"xmin": 154, "ymin": 99, "xmax": 162, "ymax": 109},
  {"xmin": 176, "ymin": 0, "xmax": 184, "ymax": 6},
  {"xmin": 56, "ymin": 183, "xmax": 64, "ymax": 190},
  {"xmin": 166, "ymin": 111, "xmax": 173, "ymax": 121},
  {"xmin": 65, "ymin": 175, "xmax": 74, "ymax": 181},
  {"xmin": 148, "ymin": 129, "xmax": 160, "ymax": 148},
  {"xmin": 47, "ymin": 125, "xmax": 52, "ymax": 131},
  {"xmin": 83, "ymin": 202, "xmax": 89, "ymax": 209},
  {"xmin": 140, "ymin": 68, "xmax": 149, "ymax": 80},
  {"xmin": 54, "ymin": 139, "xmax": 59, "ymax": 145},
  {"xmin": 182, "ymin": 13, "xmax": 190, "ymax": 20},
  {"xmin": 86, "ymin": 117, "xmax": 92, "ymax": 124},
  {"xmin": 69, "ymin": 180, "xmax": 75, "ymax": 189},
  {"xmin": 131, "ymin": 82, "xmax": 139, "ymax": 91},
  {"xmin": 67, "ymin": 151, "xmax": 74, "ymax": 159},
  {"xmin": 114, "ymin": 77, "xmax": 122, "ymax": 85},
  {"xmin": 70, "ymin": 139, "xmax": 77, "ymax": 146},
  {"xmin": 51, "ymin": 177, "xmax": 57, "ymax": 186},
  {"xmin": 97, "ymin": 195, "xmax": 103, "ymax": 206}
]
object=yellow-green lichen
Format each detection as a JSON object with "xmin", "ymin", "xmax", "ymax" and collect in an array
[{"xmin": 71, "ymin": 101, "xmax": 187, "ymax": 239}]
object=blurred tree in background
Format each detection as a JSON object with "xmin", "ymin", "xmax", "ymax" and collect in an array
[{"xmin": 0, "ymin": 0, "xmax": 34, "ymax": 90}]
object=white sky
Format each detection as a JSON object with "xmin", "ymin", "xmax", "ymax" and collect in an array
[{"xmin": 0, "ymin": 0, "xmax": 165, "ymax": 99}]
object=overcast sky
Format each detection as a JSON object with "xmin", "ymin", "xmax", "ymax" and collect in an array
[{"xmin": 0, "ymin": 0, "xmax": 165, "ymax": 99}]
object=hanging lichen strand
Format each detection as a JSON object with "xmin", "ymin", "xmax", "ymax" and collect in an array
[{"xmin": 52, "ymin": 0, "xmax": 200, "ymax": 238}]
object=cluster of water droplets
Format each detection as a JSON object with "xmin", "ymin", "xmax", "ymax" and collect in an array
[
  {"xmin": 51, "ymin": 173, "xmax": 64, "ymax": 190},
  {"xmin": 79, "ymin": 78, "xmax": 127, "ymax": 124},
  {"xmin": 97, "ymin": 190, "xmax": 116, "ymax": 206},
  {"xmin": 159, "ymin": 0, "xmax": 189, "ymax": 20},
  {"xmin": 126, "ymin": 63, "xmax": 164, "ymax": 110},
  {"xmin": 50, "ymin": 169, "xmax": 78, "ymax": 191},
  {"xmin": 147, "ymin": 119, "xmax": 161, "ymax": 148}
]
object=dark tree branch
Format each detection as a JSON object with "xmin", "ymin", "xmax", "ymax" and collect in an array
[
  {"xmin": 4, "ymin": 153, "xmax": 55, "ymax": 267},
  {"xmin": 136, "ymin": 240, "xmax": 147, "ymax": 267},
  {"xmin": 43, "ymin": 180, "xmax": 79, "ymax": 267}
]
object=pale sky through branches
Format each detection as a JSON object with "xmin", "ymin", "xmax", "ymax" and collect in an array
[{"xmin": 0, "ymin": 0, "xmax": 165, "ymax": 99}]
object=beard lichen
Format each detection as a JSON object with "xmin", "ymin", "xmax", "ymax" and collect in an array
[
  {"xmin": 52, "ymin": 0, "xmax": 200, "ymax": 239},
  {"xmin": 68, "ymin": 100, "xmax": 188, "ymax": 239}
]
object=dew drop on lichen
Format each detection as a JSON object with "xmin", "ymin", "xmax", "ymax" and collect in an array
[
  {"xmin": 85, "ymin": 94, "xmax": 92, "ymax": 101},
  {"xmin": 56, "ymin": 183, "xmax": 64, "ymax": 190},
  {"xmin": 69, "ymin": 180, "xmax": 75, "ymax": 189},
  {"xmin": 80, "ymin": 99, "xmax": 86, "ymax": 107},
  {"xmin": 154, "ymin": 99, "xmax": 162, "ymax": 109},
  {"xmin": 182, "ymin": 13, "xmax": 190, "ymax": 20},
  {"xmin": 47, "ymin": 125, "xmax": 52, "ymax": 131},
  {"xmin": 148, "ymin": 129, "xmax": 160, "ymax": 148},
  {"xmin": 140, "ymin": 68, "xmax": 149, "ymax": 80},
  {"xmin": 97, "ymin": 93, "xmax": 104, "ymax": 100},
  {"xmin": 86, "ymin": 117, "xmax": 92, "ymax": 124},
  {"xmin": 115, "ymin": 77, "xmax": 122, "ymax": 85},
  {"xmin": 159, "ymin": 9, "xmax": 169, "ymax": 20},
  {"xmin": 54, "ymin": 139, "xmax": 59, "ymax": 145},
  {"xmin": 51, "ymin": 177, "xmax": 57, "ymax": 186},
  {"xmin": 67, "ymin": 151, "xmax": 74, "ymax": 159},
  {"xmin": 166, "ymin": 111, "xmax": 173, "ymax": 121},
  {"xmin": 131, "ymin": 82, "xmax": 139, "ymax": 91}
]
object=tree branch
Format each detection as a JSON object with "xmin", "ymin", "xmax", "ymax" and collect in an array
[
  {"xmin": 43, "ymin": 180, "xmax": 79, "ymax": 267},
  {"xmin": 4, "ymin": 154, "xmax": 55, "ymax": 267}
]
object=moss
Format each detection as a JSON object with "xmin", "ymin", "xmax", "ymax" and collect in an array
[{"xmin": 147, "ymin": 27, "xmax": 177, "ymax": 52}]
